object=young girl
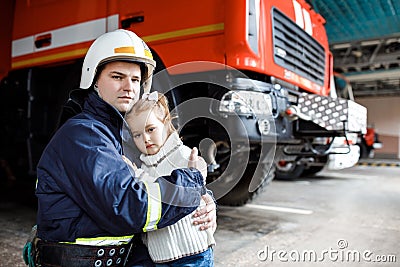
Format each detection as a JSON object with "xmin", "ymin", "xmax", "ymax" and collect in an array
[{"xmin": 125, "ymin": 91, "xmax": 215, "ymax": 266}]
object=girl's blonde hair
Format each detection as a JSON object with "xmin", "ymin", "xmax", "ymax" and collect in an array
[{"xmin": 126, "ymin": 92, "xmax": 176, "ymax": 136}]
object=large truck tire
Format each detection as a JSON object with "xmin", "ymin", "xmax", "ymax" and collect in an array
[
  {"xmin": 217, "ymin": 162, "xmax": 275, "ymax": 206},
  {"xmin": 301, "ymin": 165, "xmax": 325, "ymax": 177},
  {"xmin": 358, "ymin": 142, "xmax": 370, "ymax": 159},
  {"xmin": 275, "ymin": 161, "xmax": 305, "ymax": 180},
  {"xmin": 200, "ymin": 142, "xmax": 275, "ymax": 206},
  {"xmin": 207, "ymin": 143, "xmax": 275, "ymax": 206},
  {"xmin": 301, "ymin": 156, "xmax": 328, "ymax": 177}
]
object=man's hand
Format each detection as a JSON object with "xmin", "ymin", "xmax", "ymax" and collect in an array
[
  {"xmin": 188, "ymin": 147, "xmax": 207, "ymax": 183},
  {"xmin": 123, "ymin": 155, "xmax": 151, "ymax": 181},
  {"xmin": 193, "ymin": 194, "xmax": 217, "ymax": 233}
]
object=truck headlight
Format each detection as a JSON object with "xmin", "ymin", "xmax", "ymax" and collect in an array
[{"xmin": 219, "ymin": 91, "xmax": 272, "ymax": 116}]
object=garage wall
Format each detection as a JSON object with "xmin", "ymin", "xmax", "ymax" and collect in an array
[{"xmin": 357, "ymin": 96, "xmax": 400, "ymax": 159}]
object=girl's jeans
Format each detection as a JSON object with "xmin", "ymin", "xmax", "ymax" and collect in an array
[{"xmin": 154, "ymin": 248, "xmax": 214, "ymax": 267}]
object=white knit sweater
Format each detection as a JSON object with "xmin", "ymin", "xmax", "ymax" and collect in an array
[{"xmin": 139, "ymin": 132, "xmax": 215, "ymax": 263}]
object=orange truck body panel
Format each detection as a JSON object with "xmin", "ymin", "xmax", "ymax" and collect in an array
[
  {"xmin": 8, "ymin": 0, "xmax": 331, "ymax": 96},
  {"xmin": 0, "ymin": 0, "xmax": 15, "ymax": 81}
]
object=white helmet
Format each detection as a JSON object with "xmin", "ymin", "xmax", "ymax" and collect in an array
[{"xmin": 80, "ymin": 29, "xmax": 156, "ymax": 93}]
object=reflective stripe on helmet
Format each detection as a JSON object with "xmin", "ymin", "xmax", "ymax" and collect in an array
[
  {"xmin": 114, "ymin": 46, "xmax": 136, "ymax": 54},
  {"xmin": 142, "ymin": 181, "xmax": 162, "ymax": 232}
]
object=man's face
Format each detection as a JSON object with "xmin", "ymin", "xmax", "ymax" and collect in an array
[
  {"xmin": 96, "ymin": 61, "xmax": 141, "ymax": 113},
  {"xmin": 129, "ymin": 110, "xmax": 168, "ymax": 155}
]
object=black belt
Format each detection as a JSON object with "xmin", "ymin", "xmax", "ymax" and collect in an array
[{"xmin": 37, "ymin": 240, "xmax": 134, "ymax": 267}]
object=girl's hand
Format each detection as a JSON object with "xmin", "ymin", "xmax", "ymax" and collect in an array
[
  {"xmin": 122, "ymin": 155, "xmax": 137, "ymax": 170},
  {"xmin": 188, "ymin": 147, "xmax": 208, "ymax": 184}
]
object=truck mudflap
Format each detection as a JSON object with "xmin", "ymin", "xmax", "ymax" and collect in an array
[{"xmin": 297, "ymin": 93, "xmax": 367, "ymax": 134}]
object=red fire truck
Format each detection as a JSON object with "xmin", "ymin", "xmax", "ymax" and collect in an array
[{"xmin": 0, "ymin": 0, "xmax": 366, "ymax": 205}]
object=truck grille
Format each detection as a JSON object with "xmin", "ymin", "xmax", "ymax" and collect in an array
[{"xmin": 272, "ymin": 8, "xmax": 326, "ymax": 86}]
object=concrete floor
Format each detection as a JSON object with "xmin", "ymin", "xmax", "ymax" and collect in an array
[
  {"xmin": 214, "ymin": 165, "xmax": 400, "ymax": 266},
  {"xmin": 1, "ymin": 164, "xmax": 399, "ymax": 267}
]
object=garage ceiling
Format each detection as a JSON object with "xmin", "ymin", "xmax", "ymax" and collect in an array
[{"xmin": 306, "ymin": 0, "xmax": 400, "ymax": 97}]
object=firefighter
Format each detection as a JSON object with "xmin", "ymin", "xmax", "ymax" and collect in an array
[{"xmin": 24, "ymin": 29, "xmax": 216, "ymax": 267}]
